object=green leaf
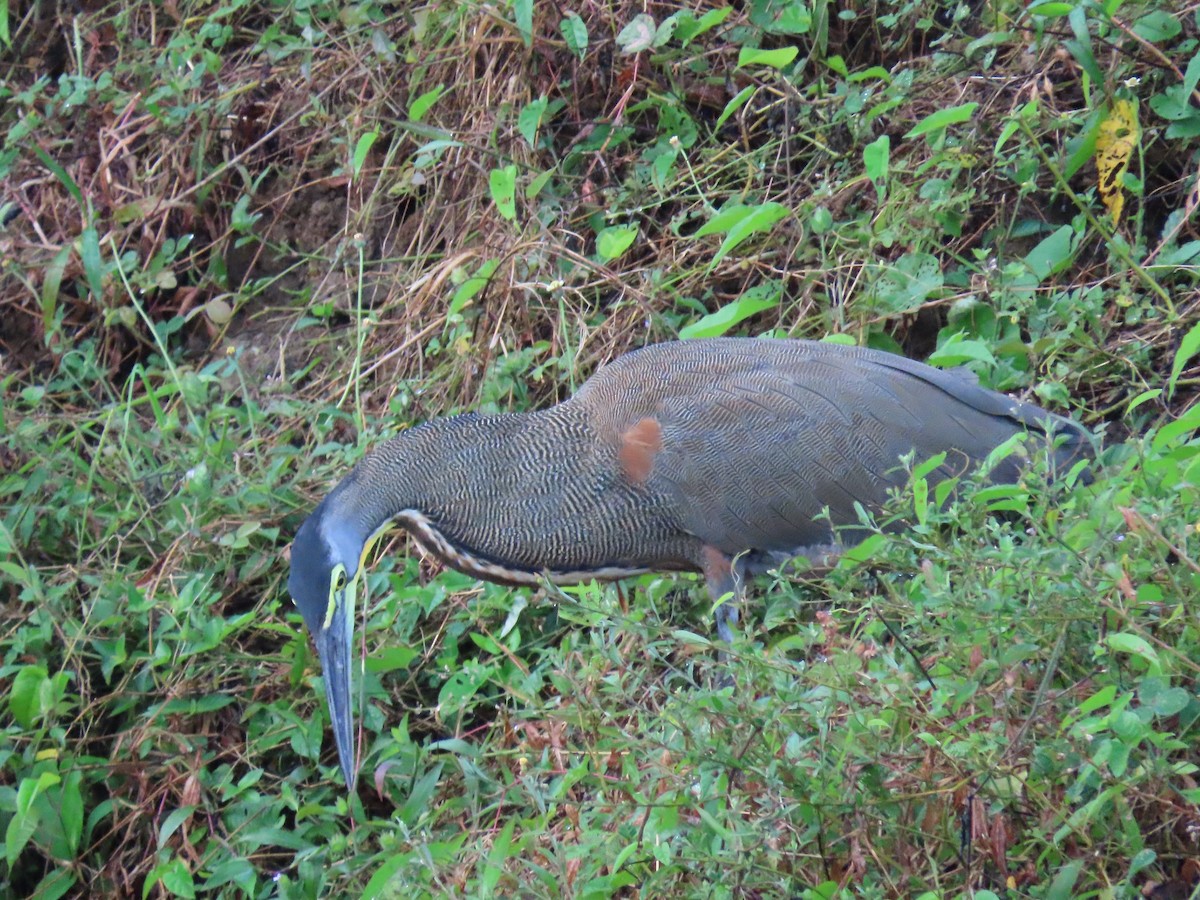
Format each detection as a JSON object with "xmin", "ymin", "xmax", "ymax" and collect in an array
[
  {"xmin": 1025, "ymin": 1, "xmax": 1073, "ymax": 16},
  {"xmin": 617, "ymin": 14, "xmax": 656, "ymax": 54},
  {"xmin": 398, "ymin": 764, "xmax": 444, "ymax": 827},
  {"xmin": 153, "ymin": 858, "xmax": 196, "ymax": 899},
  {"xmin": 1128, "ymin": 849, "xmax": 1157, "ymax": 880},
  {"xmin": 1104, "ymin": 632, "xmax": 1161, "ymax": 674},
  {"xmin": 489, "ymin": 165, "xmax": 517, "ymax": 220},
  {"xmin": 57, "ymin": 770, "xmax": 83, "ymax": 856},
  {"xmin": 749, "ymin": 0, "xmax": 811, "ymax": 34},
  {"xmin": 29, "ymin": 869, "xmax": 76, "ymax": 900},
  {"xmin": 157, "ymin": 807, "xmax": 196, "ymax": 849},
  {"xmin": 905, "ymin": 103, "xmax": 979, "ymax": 139},
  {"xmin": 1045, "ymin": 859, "xmax": 1082, "ymax": 900},
  {"xmin": 447, "ymin": 259, "xmax": 498, "ymax": 318},
  {"xmin": 10, "ymin": 664, "xmax": 50, "ymax": 728},
  {"xmin": 525, "ymin": 169, "xmax": 554, "ymax": 200},
  {"xmin": 512, "ymin": 0, "xmax": 532, "ymax": 46},
  {"xmin": 863, "ymin": 135, "xmax": 889, "ymax": 183},
  {"xmin": 1131, "ymin": 10, "xmax": 1181, "ymax": 43},
  {"xmin": 716, "ymin": 86, "xmax": 755, "ymax": 129},
  {"xmin": 870, "ymin": 252, "xmax": 942, "ymax": 312},
  {"xmin": 1139, "ymin": 677, "xmax": 1191, "ymax": 718},
  {"xmin": 1077, "ymin": 685, "xmax": 1118, "ymax": 716},
  {"xmin": 79, "ymin": 225, "xmax": 104, "ymax": 303},
  {"xmin": 737, "ymin": 46, "xmax": 799, "ymax": 69},
  {"xmin": 927, "ymin": 337, "xmax": 996, "ymax": 368},
  {"xmin": 7, "ymin": 773, "xmax": 60, "ymax": 868},
  {"xmin": 674, "ymin": 7, "xmax": 732, "ymax": 45},
  {"xmin": 1168, "ymin": 320, "xmax": 1200, "ymax": 399},
  {"xmin": 1065, "ymin": 6, "xmax": 1102, "ymax": 86},
  {"xmin": 596, "ymin": 225, "xmax": 638, "ymax": 262},
  {"xmin": 362, "ymin": 853, "xmax": 411, "ymax": 900},
  {"xmin": 1023, "ymin": 225, "xmax": 1077, "ymax": 281},
  {"xmin": 1125, "ymin": 388, "xmax": 1161, "ymax": 414},
  {"xmin": 351, "ymin": 131, "xmax": 378, "ymax": 179},
  {"xmin": 693, "ymin": 202, "xmax": 789, "ymax": 267},
  {"xmin": 560, "ymin": 12, "xmax": 588, "ymax": 59},
  {"xmin": 479, "ymin": 817, "xmax": 516, "ymax": 896},
  {"xmin": 518, "ymin": 97, "xmax": 548, "ymax": 147},
  {"xmin": 41, "ymin": 245, "xmax": 70, "ymax": 336},
  {"xmin": 29, "ymin": 142, "xmax": 83, "ymax": 206},
  {"xmin": 408, "ymin": 86, "xmax": 445, "ymax": 123},
  {"xmin": 679, "ymin": 284, "xmax": 779, "ymax": 338}
]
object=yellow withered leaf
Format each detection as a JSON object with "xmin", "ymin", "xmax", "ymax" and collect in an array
[{"xmin": 1096, "ymin": 99, "xmax": 1139, "ymax": 225}]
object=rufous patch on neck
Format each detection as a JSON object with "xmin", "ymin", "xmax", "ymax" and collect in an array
[{"xmin": 619, "ymin": 416, "xmax": 663, "ymax": 484}]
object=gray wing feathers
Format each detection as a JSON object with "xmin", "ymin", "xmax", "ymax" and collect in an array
[{"xmin": 614, "ymin": 339, "xmax": 1085, "ymax": 557}]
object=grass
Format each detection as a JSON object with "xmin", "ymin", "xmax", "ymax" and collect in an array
[{"xmin": 2, "ymin": 0, "xmax": 1200, "ymax": 896}]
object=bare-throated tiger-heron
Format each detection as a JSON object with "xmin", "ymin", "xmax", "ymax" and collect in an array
[{"xmin": 287, "ymin": 337, "xmax": 1090, "ymax": 789}]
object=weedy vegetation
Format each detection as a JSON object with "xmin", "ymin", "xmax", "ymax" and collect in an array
[{"xmin": 2, "ymin": 0, "xmax": 1199, "ymax": 896}]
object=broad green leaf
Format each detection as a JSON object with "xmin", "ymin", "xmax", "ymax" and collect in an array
[
  {"xmin": 679, "ymin": 285, "xmax": 779, "ymax": 338},
  {"xmin": 362, "ymin": 853, "xmax": 411, "ymax": 900},
  {"xmin": 905, "ymin": 103, "xmax": 979, "ymax": 139},
  {"xmin": 447, "ymin": 259, "xmax": 499, "ymax": 318},
  {"xmin": 1104, "ymin": 632, "xmax": 1161, "ymax": 673},
  {"xmin": 702, "ymin": 202, "xmax": 790, "ymax": 266},
  {"xmin": 512, "ymin": 0, "xmax": 532, "ymax": 46},
  {"xmin": 560, "ymin": 12, "xmax": 587, "ymax": 59},
  {"xmin": 596, "ymin": 225, "xmax": 638, "ymax": 261},
  {"xmin": 1025, "ymin": 1, "xmax": 1073, "ymax": 16},
  {"xmin": 57, "ymin": 770, "xmax": 83, "ymax": 856},
  {"xmin": 1077, "ymin": 684, "xmax": 1118, "ymax": 716},
  {"xmin": 10, "ymin": 664, "xmax": 50, "ymax": 728},
  {"xmin": 489, "ymin": 165, "xmax": 517, "ymax": 220},
  {"xmin": 863, "ymin": 135, "xmax": 889, "ymax": 183},
  {"xmin": 673, "ymin": 7, "xmax": 732, "ymax": 45},
  {"xmin": 617, "ymin": 14, "xmax": 656, "ymax": 53},
  {"xmin": 737, "ymin": 46, "xmax": 799, "ymax": 69},
  {"xmin": 1131, "ymin": 9, "xmax": 1180, "ymax": 42},
  {"xmin": 870, "ymin": 252, "xmax": 942, "ymax": 312},
  {"xmin": 1066, "ymin": 6, "xmax": 1102, "ymax": 86},
  {"xmin": 928, "ymin": 337, "xmax": 996, "ymax": 368},
  {"xmin": 518, "ymin": 97, "xmax": 548, "ymax": 147},
  {"xmin": 7, "ymin": 773, "xmax": 60, "ymax": 868},
  {"xmin": 409, "ymin": 86, "xmax": 445, "ymax": 122},
  {"xmin": 479, "ymin": 818, "xmax": 517, "ymax": 896},
  {"xmin": 1023, "ymin": 225, "xmax": 1077, "ymax": 281}
]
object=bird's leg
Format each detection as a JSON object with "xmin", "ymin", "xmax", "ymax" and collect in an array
[{"xmin": 702, "ymin": 546, "xmax": 741, "ymax": 643}]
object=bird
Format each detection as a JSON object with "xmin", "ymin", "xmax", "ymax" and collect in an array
[{"xmin": 287, "ymin": 337, "xmax": 1090, "ymax": 790}]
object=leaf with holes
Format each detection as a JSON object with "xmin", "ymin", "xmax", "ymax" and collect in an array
[{"xmin": 1096, "ymin": 100, "xmax": 1138, "ymax": 224}]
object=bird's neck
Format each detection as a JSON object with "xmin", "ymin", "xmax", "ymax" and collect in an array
[{"xmin": 332, "ymin": 406, "xmax": 594, "ymax": 550}]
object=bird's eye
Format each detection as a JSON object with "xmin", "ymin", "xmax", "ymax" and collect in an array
[{"xmin": 333, "ymin": 569, "xmax": 347, "ymax": 590}]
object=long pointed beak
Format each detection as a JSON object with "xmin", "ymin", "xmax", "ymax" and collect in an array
[{"xmin": 315, "ymin": 586, "xmax": 357, "ymax": 791}]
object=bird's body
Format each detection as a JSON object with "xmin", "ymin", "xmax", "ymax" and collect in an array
[{"xmin": 288, "ymin": 338, "xmax": 1089, "ymax": 789}]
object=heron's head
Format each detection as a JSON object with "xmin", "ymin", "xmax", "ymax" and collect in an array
[{"xmin": 288, "ymin": 495, "xmax": 368, "ymax": 791}]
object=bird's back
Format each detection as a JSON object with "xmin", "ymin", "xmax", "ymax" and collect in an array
[{"xmin": 569, "ymin": 338, "xmax": 1087, "ymax": 566}]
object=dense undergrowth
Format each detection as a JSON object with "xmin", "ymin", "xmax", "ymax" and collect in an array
[{"xmin": 2, "ymin": 0, "xmax": 1200, "ymax": 896}]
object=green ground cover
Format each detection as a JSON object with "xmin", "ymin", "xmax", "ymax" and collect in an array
[{"xmin": 2, "ymin": 0, "xmax": 1199, "ymax": 896}]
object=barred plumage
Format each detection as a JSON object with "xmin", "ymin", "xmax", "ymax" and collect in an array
[{"xmin": 287, "ymin": 337, "xmax": 1090, "ymax": 789}]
